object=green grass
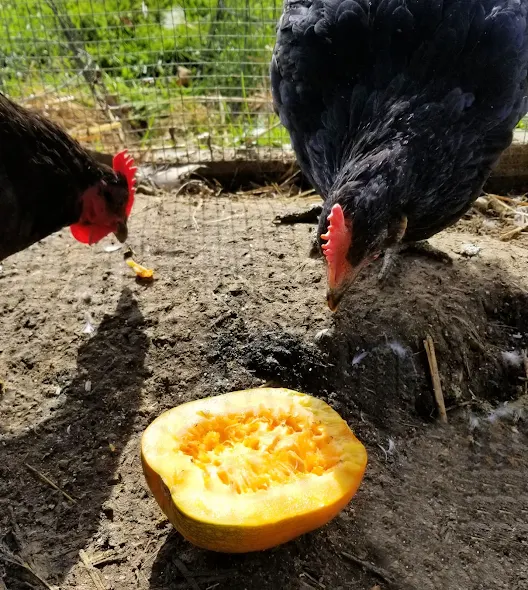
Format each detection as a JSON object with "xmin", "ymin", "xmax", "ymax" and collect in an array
[
  {"xmin": 0, "ymin": 0, "xmax": 287, "ymax": 154},
  {"xmin": 2, "ymin": 1, "xmax": 524, "ymax": 157},
  {"xmin": 0, "ymin": 0, "xmax": 280, "ymax": 83}
]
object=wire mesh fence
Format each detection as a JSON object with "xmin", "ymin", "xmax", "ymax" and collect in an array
[
  {"xmin": 0, "ymin": 0, "xmax": 291, "ymax": 165},
  {"xmin": 3, "ymin": 0, "xmax": 528, "ymax": 172}
]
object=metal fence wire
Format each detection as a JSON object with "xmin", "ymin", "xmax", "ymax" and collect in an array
[
  {"xmin": 2, "ymin": 0, "xmax": 528, "ymax": 170},
  {"xmin": 0, "ymin": 0, "xmax": 291, "ymax": 165}
]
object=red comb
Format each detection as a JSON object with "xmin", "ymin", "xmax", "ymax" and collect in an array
[
  {"xmin": 320, "ymin": 203, "xmax": 351, "ymax": 267},
  {"xmin": 113, "ymin": 149, "xmax": 137, "ymax": 216}
]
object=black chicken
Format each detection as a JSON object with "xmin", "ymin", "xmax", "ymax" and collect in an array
[
  {"xmin": 0, "ymin": 93, "xmax": 137, "ymax": 262},
  {"xmin": 271, "ymin": 0, "xmax": 528, "ymax": 310}
]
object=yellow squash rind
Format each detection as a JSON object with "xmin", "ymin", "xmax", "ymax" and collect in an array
[{"xmin": 141, "ymin": 388, "xmax": 367, "ymax": 553}]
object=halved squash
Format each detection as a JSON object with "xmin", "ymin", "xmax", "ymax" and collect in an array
[{"xmin": 141, "ymin": 388, "xmax": 367, "ymax": 553}]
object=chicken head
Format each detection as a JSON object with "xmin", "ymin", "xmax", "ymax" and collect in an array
[
  {"xmin": 319, "ymin": 202, "xmax": 407, "ymax": 311},
  {"xmin": 70, "ymin": 150, "xmax": 137, "ymax": 245}
]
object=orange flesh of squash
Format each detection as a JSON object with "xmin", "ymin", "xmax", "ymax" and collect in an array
[{"xmin": 141, "ymin": 388, "xmax": 367, "ymax": 553}]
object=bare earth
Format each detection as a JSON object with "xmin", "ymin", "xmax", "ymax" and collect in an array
[{"xmin": 1, "ymin": 186, "xmax": 528, "ymax": 590}]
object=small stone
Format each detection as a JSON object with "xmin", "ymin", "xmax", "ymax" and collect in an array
[{"xmin": 459, "ymin": 243, "xmax": 481, "ymax": 257}]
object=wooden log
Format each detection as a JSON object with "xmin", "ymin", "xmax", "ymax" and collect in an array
[{"xmin": 87, "ymin": 138, "xmax": 528, "ymax": 193}]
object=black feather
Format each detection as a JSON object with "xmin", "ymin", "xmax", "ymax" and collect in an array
[
  {"xmin": 0, "ymin": 93, "xmax": 129, "ymax": 261},
  {"xmin": 271, "ymin": 0, "xmax": 528, "ymax": 264}
]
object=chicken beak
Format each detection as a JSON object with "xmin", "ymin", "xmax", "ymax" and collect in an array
[
  {"xmin": 326, "ymin": 272, "xmax": 355, "ymax": 312},
  {"xmin": 114, "ymin": 220, "xmax": 128, "ymax": 243},
  {"xmin": 326, "ymin": 288, "xmax": 346, "ymax": 312},
  {"xmin": 325, "ymin": 257, "xmax": 372, "ymax": 311}
]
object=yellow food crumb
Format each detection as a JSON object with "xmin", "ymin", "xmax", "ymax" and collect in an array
[{"xmin": 126, "ymin": 258, "xmax": 154, "ymax": 279}]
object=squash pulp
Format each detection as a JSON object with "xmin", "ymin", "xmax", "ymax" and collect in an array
[{"xmin": 141, "ymin": 388, "xmax": 367, "ymax": 552}]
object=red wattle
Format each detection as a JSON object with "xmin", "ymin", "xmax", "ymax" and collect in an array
[{"xmin": 70, "ymin": 223, "xmax": 111, "ymax": 245}]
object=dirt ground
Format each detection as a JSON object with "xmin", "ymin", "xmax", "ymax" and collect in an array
[{"xmin": 1, "ymin": 185, "xmax": 528, "ymax": 590}]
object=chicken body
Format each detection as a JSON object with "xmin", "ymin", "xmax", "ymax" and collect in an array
[
  {"xmin": 0, "ymin": 93, "xmax": 132, "ymax": 261},
  {"xmin": 271, "ymin": 0, "xmax": 528, "ymax": 308}
]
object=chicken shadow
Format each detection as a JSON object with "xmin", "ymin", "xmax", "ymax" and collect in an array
[{"xmin": 1, "ymin": 287, "xmax": 149, "ymax": 588}]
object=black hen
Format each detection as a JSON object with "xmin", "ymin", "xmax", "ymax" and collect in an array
[
  {"xmin": 0, "ymin": 93, "xmax": 136, "ymax": 262},
  {"xmin": 271, "ymin": 0, "xmax": 528, "ymax": 310}
]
